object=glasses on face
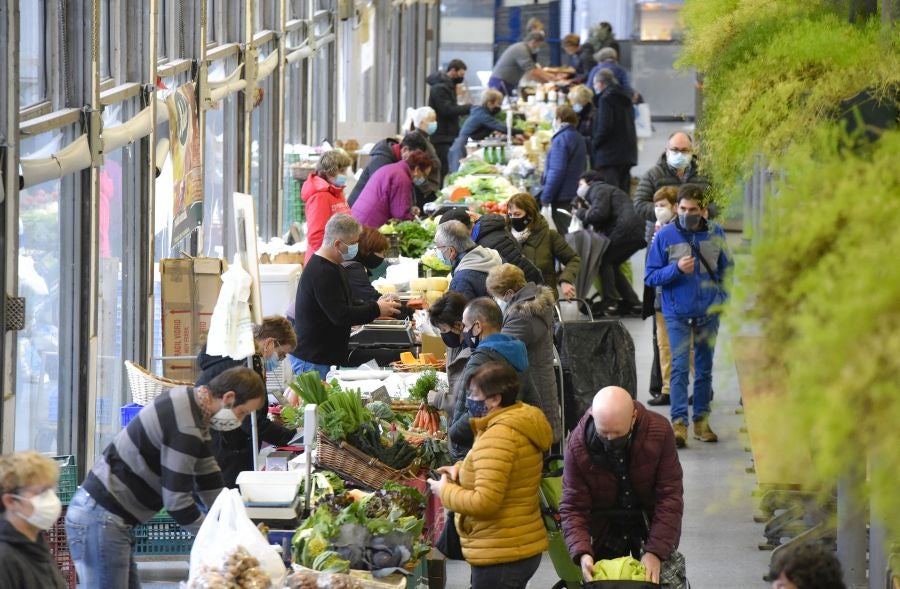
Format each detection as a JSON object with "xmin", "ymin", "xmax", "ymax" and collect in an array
[{"xmin": 668, "ymin": 146, "xmax": 692, "ymax": 154}]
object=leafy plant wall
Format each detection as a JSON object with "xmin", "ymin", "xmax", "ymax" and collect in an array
[{"xmin": 680, "ymin": 0, "xmax": 900, "ymax": 536}]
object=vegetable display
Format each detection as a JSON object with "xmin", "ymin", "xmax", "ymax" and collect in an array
[
  {"xmin": 348, "ymin": 422, "xmax": 418, "ymax": 470},
  {"xmin": 292, "ymin": 483, "xmax": 430, "ymax": 574},
  {"xmin": 377, "ymin": 219, "xmax": 437, "ymax": 259},
  {"xmin": 445, "ymin": 160, "xmax": 500, "ymax": 186},
  {"xmin": 408, "ymin": 370, "xmax": 438, "ymax": 403}
]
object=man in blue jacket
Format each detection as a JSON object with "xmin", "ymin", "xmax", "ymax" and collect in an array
[{"xmin": 645, "ymin": 185, "xmax": 731, "ymax": 448}]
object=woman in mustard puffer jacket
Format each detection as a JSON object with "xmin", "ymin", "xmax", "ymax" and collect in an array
[{"xmin": 428, "ymin": 362, "xmax": 552, "ymax": 589}]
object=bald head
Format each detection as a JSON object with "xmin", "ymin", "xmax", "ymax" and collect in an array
[
  {"xmin": 591, "ymin": 387, "xmax": 636, "ymax": 439},
  {"xmin": 667, "ymin": 132, "xmax": 693, "ymax": 152}
]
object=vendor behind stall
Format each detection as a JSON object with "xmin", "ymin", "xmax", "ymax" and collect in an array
[
  {"xmin": 289, "ymin": 214, "xmax": 401, "ymax": 378},
  {"xmin": 488, "ymin": 31, "xmax": 558, "ymax": 96},
  {"xmin": 196, "ymin": 316, "xmax": 298, "ymax": 488},
  {"xmin": 447, "ymin": 89, "xmax": 523, "ymax": 174},
  {"xmin": 343, "ymin": 225, "xmax": 389, "ymax": 303}
]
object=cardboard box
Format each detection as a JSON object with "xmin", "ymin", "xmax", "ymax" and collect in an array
[
  {"xmin": 420, "ymin": 334, "xmax": 446, "ymax": 361},
  {"xmin": 160, "ymin": 257, "xmax": 224, "ymax": 381}
]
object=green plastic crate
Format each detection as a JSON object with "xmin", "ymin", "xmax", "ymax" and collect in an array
[
  {"xmin": 53, "ymin": 456, "xmax": 77, "ymax": 505},
  {"xmin": 133, "ymin": 511, "xmax": 194, "ymax": 556}
]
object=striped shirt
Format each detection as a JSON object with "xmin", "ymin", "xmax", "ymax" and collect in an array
[{"xmin": 82, "ymin": 386, "xmax": 224, "ymax": 532}]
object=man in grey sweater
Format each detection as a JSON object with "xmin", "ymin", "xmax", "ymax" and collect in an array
[{"xmin": 66, "ymin": 367, "xmax": 266, "ymax": 588}]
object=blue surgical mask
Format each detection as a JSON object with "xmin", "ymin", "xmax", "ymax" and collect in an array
[
  {"xmin": 341, "ymin": 241, "xmax": 359, "ymax": 261},
  {"xmin": 572, "ymin": 103, "xmax": 583, "ymax": 113},
  {"xmin": 466, "ymin": 397, "xmax": 489, "ymax": 418},
  {"xmin": 265, "ymin": 354, "xmax": 280, "ymax": 372},
  {"xmin": 334, "ymin": 174, "xmax": 347, "ymax": 187},
  {"xmin": 666, "ymin": 150, "xmax": 691, "ymax": 170},
  {"xmin": 494, "ymin": 297, "xmax": 509, "ymax": 314},
  {"xmin": 436, "ymin": 247, "xmax": 451, "ymax": 266},
  {"xmin": 413, "ymin": 175, "xmax": 426, "ymax": 187},
  {"xmin": 425, "ymin": 121, "xmax": 438, "ymax": 135}
]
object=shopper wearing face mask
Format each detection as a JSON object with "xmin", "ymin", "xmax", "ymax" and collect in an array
[
  {"xmin": 303, "ymin": 150, "xmax": 354, "ymax": 266},
  {"xmin": 67, "ymin": 367, "xmax": 266, "ymax": 588},
  {"xmin": 447, "ymin": 298, "xmax": 531, "ymax": 462},
  {"xmin": 574, "ymin": 171, "xmax": 646, "ymax": 316},
  {"xmin": 351, "ymin": 151, "xmax": 433, "ymax": 228},
  {"xmin": 539, "ymin": 104, "xmax": 587, "ymax": 234},
  {"xmin": 447, "ymin": 89, "xmax": 524, "ymax": 174},
  {"xmin": 632, "ymin": 131, "xmax": 713, "ymax": 224},
  {"xmin": 433, "ymin": 220, "xmax": 503, "ymax": 301},
  {"xmin": 0, "ymin": 451, "xmax": 68, "ymax": 589},
  {"xmin": 590, "ymin": 68, "xmax": 638, "ymax": 194},
  {"xmin": 485, "ymin": 264, "xmax": 562, "ymax": 443},
  {"xmin": 427, "ymin": 292, "xmax": 472, "ymax": 414},
  {"xmin": 645, "ymin": 185, "xmax": 732, "ymax": 448},
  {"xmin": 195, "ymin": 316, "xmax": 298, "ymax": 488},
  {"xmin": 291, "ymin": 214, "xmax": 401, "ymax": 379},
  {"xmin": 561, "ymin": 386, "xmax": 685, "ymax": 586},
  {"xmin": 567, "ymin": 84, "xmax": 596, "ymax": 148},
  {"xmin": 428, "ymin": 362, "xmax": 551, "ymax": 589},
  {"xmin": 403, "ymin": 106, "xmax": 442, "ymax": 207},
  {"xmin": 427, "ymin": 59, "xmax": 473, "ymax": 184}
]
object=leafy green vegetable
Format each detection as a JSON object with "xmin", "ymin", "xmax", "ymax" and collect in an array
[
  {"xmin": 378, "ymin": 220, "xmax": 437, "ymax": 258},
  {"xmin": 408, "ymin": 370, "xmax": 438, "ymax": 403},
  {"xmin": 421, "ymin": 253, "xmax": 451, "ymax": 275},
  {"xmin": 445, "ymin": 160, "xmax": 500, "ymax": 185},
  {"xmin": 319, "ymin": 387, "xmax": 372, "ymax": 441},
  {"xmin": 288, "ymin": 371, "xmax": 330, "ymax": 405}
]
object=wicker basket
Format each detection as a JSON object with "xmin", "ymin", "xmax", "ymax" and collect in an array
[
  {"xmin": 315, "ymin": 431, "xmax": 415, "ymax": 490},
  {"xmin": 125, "ymin": 361, "xmax": 193, "ymax": 406}
]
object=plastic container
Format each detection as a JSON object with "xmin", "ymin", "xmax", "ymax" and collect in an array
[
  {"xmin": 53, "ymin": 455, "xmax": 77, "ymax": 505},
  {"xmin": 120, "ymin": 403, "xmax": 144, "ymax": 428},
  {"xmin": 236, "ymin": 469, "xmax": 304, "ymax": 504},
  {"xmin": 46, "ymin": 508, "xmax": 77, "ymax": 588},
  {"xmin": 133, "ymin": 511, "xmax": 194, "ymax": 556}
]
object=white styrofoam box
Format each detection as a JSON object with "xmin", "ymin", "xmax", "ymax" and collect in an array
[
  {"xmin": 258, "ymin": 263, "xmax": 302, "ymax": 317},
  {"xmin": 236, "ymin": 470, "xmax": 304, "ymax": 503}
]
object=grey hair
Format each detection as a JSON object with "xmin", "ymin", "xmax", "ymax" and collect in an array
[
  {"xmin": 594, "ymin": 47, "xmax": 618, "ymax": 62},
  {"xmin": 481, "ymin": 88, "xmax": 503, "ymax": 107},
  {"xmin": 434, "ymin": 220, "xmax": 475, "ymax": 252},
  {"xmin": 593, "ymin": 68, "xmax": 618, "ymax": 88},
  {"xmin": 525, "ymin": 31, "xmax": 546, "ymax": 44},
  {"xmin": 323, "ymin": 213, "xmax": 360, "ymax": 248}
]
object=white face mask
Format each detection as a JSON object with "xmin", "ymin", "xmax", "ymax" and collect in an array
[
  {"xmin": 494, "ymin": 297, "xmax": 509, "ymax": 314},
  {"xmin": 666, "ymin": 150, "xmax": 691, "ymax": 170},
  {"xmin": 14, "ymin": 489, "xmax": 62, "ymax": 530},
  {"xmin": 655, "ymin": 206, "xmax": 675, "ymax": 224},
  {"xmin": 576, "ymin": 184, "xmax": 590, "ymax": 199},
  {"xmin": 209, "ymin": 405, "xmax": 243, "ymax": 431}
]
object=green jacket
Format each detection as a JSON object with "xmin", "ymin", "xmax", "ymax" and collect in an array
[{"xmin": 517, "ymin": 214, "xmax": 581, "ymax": 297}]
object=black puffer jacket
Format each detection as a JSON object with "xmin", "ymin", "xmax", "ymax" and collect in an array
[
  {"xmin": 591, "ymin": 84, "xmax": 637, "ymax": 168},
  {"xmin": 348, "ymin": 138, "xmax": 400, "ymax": 207},
  {"xmin": 196, "ymin": 346, "xmax": 295, "ymax": 488},
  {"xmin": 0, "ymin": 518, "xmax": 67, "ymax": 589},
  {"xmin": 576, "ymin": 181, "xmax": 646, "ymax": 246},
  {"xmin": 427, "ymin": 72, "xmax": 472, "ymax": 146},
  {"xmin": 632, "ymin": 153, "xmax": 713, "ymax": 223},
  {"xmin": 473, "ymin": 214, "xmax": 544, "ymax": 284}
]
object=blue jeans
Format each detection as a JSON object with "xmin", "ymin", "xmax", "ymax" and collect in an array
[
  {"xmin": 470, "ymin": 553, "xmax": 542, "ymax": 589},
  {"xmin": 664, "ymin": 313, "xmax": 720, "ymax": 424},
  {"xmin": 65, "ymin": 488, "xmax": 140, "ymax": 589},
  {"xmin": 487, "ymin": 76, "xmax": 510, "ymax": 95},
  {"xmin": 288, "ymin": 355, "xmax": 330, "ymax": 379}
]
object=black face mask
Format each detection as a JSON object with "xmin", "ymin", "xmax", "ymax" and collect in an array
[
  {"xmin": 451, "ymin": 76, "xmax": 465, "ymax": 85},
  {"xmin": 489, "ymin": 106, "xmax": 502, "ymax": 115},
  {"xmin": 509, "ymin": 216, "xmax": 530, "ymax": 232},
  {"xmin": 461, "ymin": 326, "xmax": 480, "ymax": 350},
  {"xmin": 440, "ymin": 331, "xmax": 461, "ymax": 348},
  {"xmin": 358, "ymin": 253, "xmax": 384, "ymax": 270},
  {"xmin": 587, "ymin": 419, "xmax": 632, "ymax": 458}
]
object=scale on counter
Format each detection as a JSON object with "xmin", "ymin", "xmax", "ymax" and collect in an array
[{"xmin": 348, "ymin": 319, "xmax": 417, "ymax": 366}]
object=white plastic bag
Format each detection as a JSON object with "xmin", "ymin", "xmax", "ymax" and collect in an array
[
  {"xmin": 568, "ymin": 214, "xmax": 584, "ymax": 234},
  {"xmin": 634, "ymin": 103, "xmax": 653, "ymax": 139},
  {"xmin": 206, "ymin": 254, "xmax": 255, "ymax": 360},
  {"xmin": 188, "ymin": 489, "xmax": 286, "ymax": 587},
  {"xmin": 541, "ymin": 205, "xmax": 555, "ymax": 228}
]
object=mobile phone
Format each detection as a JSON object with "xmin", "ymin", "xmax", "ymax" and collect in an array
[{"xmin": 428, "ymin": 469, "xmax": 441, "ymax": 480}]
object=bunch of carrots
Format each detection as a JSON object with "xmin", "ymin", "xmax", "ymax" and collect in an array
[{"xmin": 411, "ymin": 403, "xmax": 441, "ymax": 436}]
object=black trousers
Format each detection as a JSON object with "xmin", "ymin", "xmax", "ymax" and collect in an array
[
  {"xmin": 650, "ymin": 313, "xmax": 663, "ymax": 395},
  {"xmin": 599, "ymin": 239, "xmax": 645, "ymax": 305},
  {"xmin": 433, "ymin": 142, "xmax": 451, "ymax": 186},
  {"xmin": 596, "ymin": 165, "xmax": 633, "ymax": 193}
]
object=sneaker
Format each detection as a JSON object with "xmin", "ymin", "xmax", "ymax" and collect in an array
[
  {"xmin": 648, "ymin": 394, "xmax": 671, "ymax": 406},
  {"xmin": 693, "ymin": 416, "xmax": 719, "ymax": 443},
  {"xmin": 672, "ymin": 420, "xmax": 688, "ymax": 448}
]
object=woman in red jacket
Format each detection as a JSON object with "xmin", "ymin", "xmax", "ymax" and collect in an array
[{"xmin": 303, "ymin": 150, "xmax": 354, "ymax": 265}]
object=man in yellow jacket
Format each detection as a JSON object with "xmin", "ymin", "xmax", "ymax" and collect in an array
[{"xmin": 428, "ymin": 361, "xmax": 552, "ymax": 589}]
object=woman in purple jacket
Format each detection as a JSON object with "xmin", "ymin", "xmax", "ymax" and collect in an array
[{"xmin": 351, "ymin": 150, "xmax": 433, "ymax": 227}]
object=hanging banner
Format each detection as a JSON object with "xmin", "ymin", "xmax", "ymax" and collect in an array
[{"xmin": 168, "ymin": 82, "xmax": 203, "ymax": 246}]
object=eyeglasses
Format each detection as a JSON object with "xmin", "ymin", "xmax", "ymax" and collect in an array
[
  {"xmin": 668, "ymin": 147, "xmax": 692, "ymax": 154},
  {"xmin": 273, "ymin": 340, "xmax": 287, "ymax": 360}
]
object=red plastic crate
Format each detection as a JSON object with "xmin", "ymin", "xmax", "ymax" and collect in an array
[{"xmin": 46, "ymin": 508, "xmax": 77, "ymax": 589}]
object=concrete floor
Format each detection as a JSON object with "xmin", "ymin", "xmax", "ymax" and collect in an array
[{"xmin": 135, "ymin": 122, "xmax": 775, "ymax": 588}]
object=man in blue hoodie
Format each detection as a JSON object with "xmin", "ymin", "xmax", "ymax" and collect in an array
[
  {"xmin": 645, "ymin": 185, "xmax": 731, "ymax": 448},
  {"xmin": 448, "ymin": 297, "xmax": 531, "ymax": 461}
]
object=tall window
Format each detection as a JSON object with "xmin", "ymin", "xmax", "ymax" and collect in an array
[
  {"xmin": 20, "ymin": 0, "xmax": 47, "ymax": 107},
  {"xmin": 15, "ymin": 132, "xmax": 66, "ymax": 452}
]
